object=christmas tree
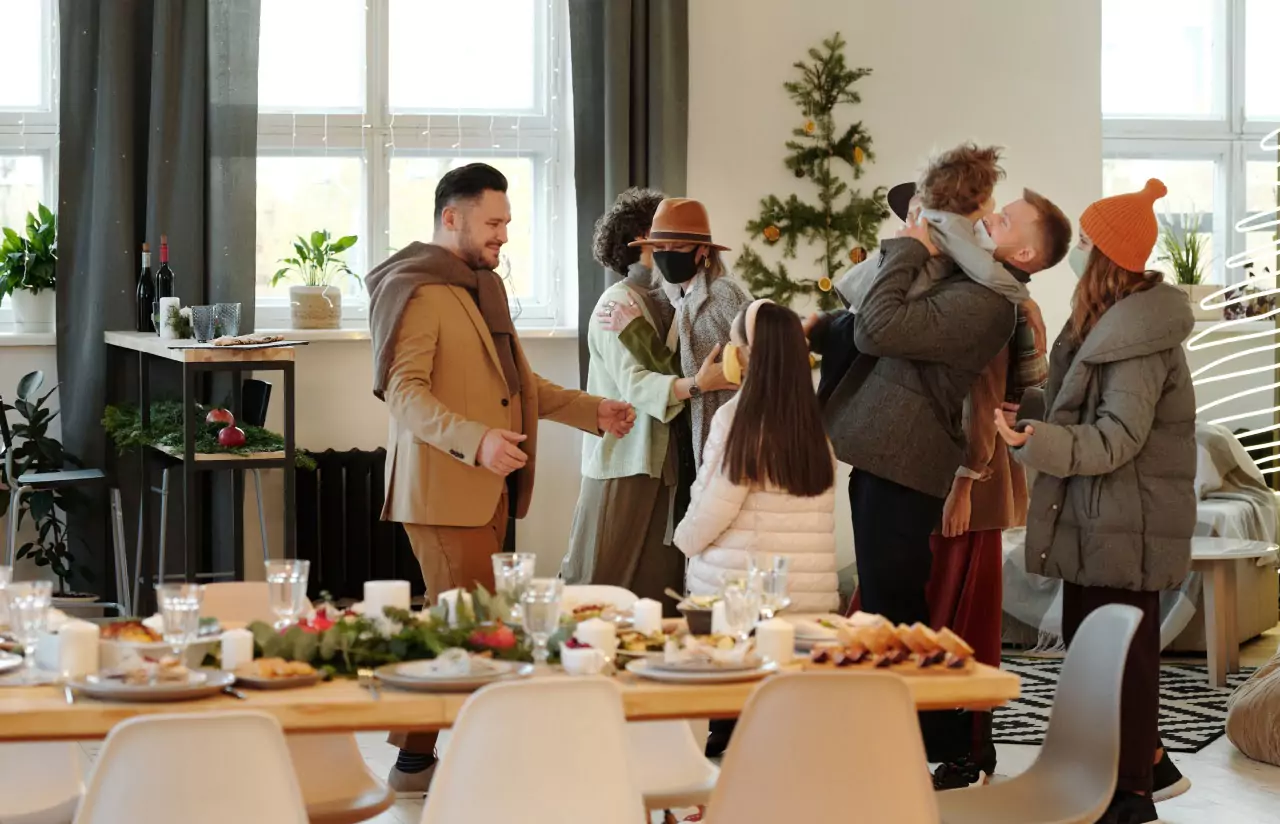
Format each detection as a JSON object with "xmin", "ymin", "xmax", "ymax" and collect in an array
[{"xmin": 736, "ymin": 33, "xmax": 889, "ymax": 310}]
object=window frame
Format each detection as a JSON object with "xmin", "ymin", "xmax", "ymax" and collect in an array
[
  {"xmin": 1103, "ymin": 0, "xmax": 1280, "ymax": 286},
  {"xmin": 254, "ymin": 0, "xmax": 572, "ymax": 331}
]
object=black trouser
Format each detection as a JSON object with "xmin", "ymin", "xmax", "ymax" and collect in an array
[
  {"xmin": 849, "ymin": 470, "xmax": 969, "ymax": 761},
  {"xmin": 1062, "ymin": 582, "xmax": 1162, "ymax": 795}
]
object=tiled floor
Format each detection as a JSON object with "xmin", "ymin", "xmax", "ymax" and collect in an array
[{"xmin": 361, "ymin": 628, "xmax": 1280, "ymax": 823}]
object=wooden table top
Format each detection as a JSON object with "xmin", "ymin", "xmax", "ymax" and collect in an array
[
  {"xmin": 104, "ymin": 331, "xmax": 297, "ymax": 363},
  {"xmin": 0, "ymin": 664, "xmax": 1019, "ymax": 742}
]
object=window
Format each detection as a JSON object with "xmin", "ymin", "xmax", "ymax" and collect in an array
[
  {"xmin": 256, "ymin": 0, "xmax": 571, "ymax": 329},
  {"xmin": 1103, "ymin": 0, "xmax": 1278, "ymax": 285}
]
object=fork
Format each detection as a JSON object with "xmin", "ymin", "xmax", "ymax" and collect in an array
[{"xmin": 357, "ymin": 668, "xmax": 380, "ymax": 700}]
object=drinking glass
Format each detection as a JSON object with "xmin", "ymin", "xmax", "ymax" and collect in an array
[
  {"xmin": 213, "ymin": 302, "xmax": 242, "ymax": 338},
  {"xmin": 0, "ymin": 565, "xmax": 12, "ymax": 629},
  {"xmin": 7, "ymin": 581, "xmax": 52, "ymax": 684},
  {"xmin": 492, "ymin": 552, "xmax": 536, "ymax": 622},
  {"xmin": 265, "ymin": 559, "xmax": 311, "ymax": 630},
  {"xmin": 156, "ymin": 583, "xmax": 204, "ymax": 664},
  {"xmin": 520, "ymin": 578, "xmax": 564, "ymax": 666},
  {"xmin": 758, "ymin": 555, "xmax": 792, "ymax": 620},
  {"xmin": 190, "ymin": 305, "xmax": 216, "ymax": 341},
  {"xmin": 721, "ymin": 577, "xmax": 763, "ymax": 643}
]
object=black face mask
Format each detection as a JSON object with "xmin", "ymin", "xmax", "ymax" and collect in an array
[{"xmin": 653, "ymin": 250, "xmax": 699, "ymax": 285}]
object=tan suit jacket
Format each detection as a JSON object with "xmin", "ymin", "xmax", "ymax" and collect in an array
[{"xmin": 383, "ymin": 284, "xmax": 601, "ymax": 527}]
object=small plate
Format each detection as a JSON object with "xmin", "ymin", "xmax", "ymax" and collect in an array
[
  {"xmin": 0, "ymin": 651, "xmax": 22, "ymax": 675},
  {"xmin": 235, "ymin": 671, "xmax": 322, "ymax": 690},
  {"xmin": 72, "ymin": 669, "xmax": 234, "ymax": 702},
  {"xmin": 375, "ymin": 659, "xmax": 534, "ymax": 693},
  {"xmin": 626, "ymin": 658, "xmax": 777, "ymax": 684},
  {"xmin": 648, "ymin": 656, "xmax": 764, "ymax": 674}
]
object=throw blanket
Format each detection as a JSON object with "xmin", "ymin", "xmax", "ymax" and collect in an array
[
  {"xmin": 1002, "ymin": 423, "xmax": 1278, "ymax": 650},
  {"xmin": 366, "ymin": 242, "xmax": 520, "ymax": 400}
]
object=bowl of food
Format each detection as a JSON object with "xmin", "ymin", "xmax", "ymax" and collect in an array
[
  {"xmin": 559, "ymin": 638, "xmax": 607, "ymax": 675},
  {"xmin": 100, "ymin": 618, "xmax": 221, "ymax": 670},
  {"xmin": 677, "ymin": 595, "xmax": 719, "ymax": 635}
]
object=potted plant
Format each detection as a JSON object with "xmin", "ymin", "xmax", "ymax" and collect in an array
[
  {"xmin": 0, "ymin": 370, "xmax": 96, "ymax": 604},
  {"xmin": 0, "ymin": 204, "xmax": 57, "ymax": 332},
  {"xmin": 271, "ymin": 230, "xmax": 359, "ymax": 329},
  {"xmin": 1157, "ymin": 212, "xmax": 1218, "ymax": 322}
]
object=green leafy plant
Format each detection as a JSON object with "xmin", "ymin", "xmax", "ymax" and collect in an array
[
  {"xmin": 270, "ymin": 230, "xmax": 359, "ymax": 288},
  {"xmin": 0, "ymin": 370, "xmax": 91, "ymax": 594},
  {"xmin": 1157, "ymin": 211, "xmax": 1209, "ymax": 286},
  {"xmin": 102, "ymin": 401, "xmax": 317, "ymax": 470},
  {"xmin": 0, "ymin": 203, "xmax": 57, "ymax": 306}
]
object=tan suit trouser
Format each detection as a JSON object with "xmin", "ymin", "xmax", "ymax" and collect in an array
[{"xmin": 388, "ymin": 491, "xmax": 509, "ymax": 754}]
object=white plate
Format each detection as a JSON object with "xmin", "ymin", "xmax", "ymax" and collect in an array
[
  {"xmin": 648, "ymin": 656, "xmax": 764, "ymax": 674},
  {"xmin": 626, "ymin": 658, "xmax": 777, "ymax": 684},
  {"xmin": 72, "ymin": 669, "xmax": 234, "ymax": 702},
  {"xmin": 0, "ymin": 652, "xmax": 22, "ymax": 675},
  {"xmin": 375, "ymin": 660, "xmax": 534, "ymax": 693}
]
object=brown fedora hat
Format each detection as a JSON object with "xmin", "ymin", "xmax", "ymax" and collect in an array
[{"xmin": 629, "ymin": 198, "xmax": 730, "ymax": 251}]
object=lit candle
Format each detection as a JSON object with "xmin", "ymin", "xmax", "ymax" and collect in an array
[
  {"xmin": 363, "ymin": 580, "xmax": 411, "ymax": 621},
  {"xmin": 754, "ymin": 618, "xmax": 795, "ymax": 665},
  {"xmin": 711, "ymin": 601, "xmax": 729, "ymax": 635},
  {"xmin": 573, "ymin": 618, "xmax": 618, "ymax": 657},
  {"xmin": 58, "ymin": 620, "xmax": 100, "ymax": 678},
  {"xmin": 632, "ymin": 598, "xmax": 663, "ymax": 635},
  {"xmin": 220, "ymin": 628, "xmax": 254, "ymax": 672}
]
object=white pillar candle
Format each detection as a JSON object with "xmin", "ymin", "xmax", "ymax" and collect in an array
[
  {"xmin": 58, "ymin": 620, "xmax": 99, "ymax": 678},
  {"xmin": 710, "ymin": 601, "xmax": 729, "ymax": 635},
  {"xmin": 631, "ymin": 598, "xmax": 663, "ymax": 635},
  {"xmin": 363, "ymin": 580, "xmax": 411, "ymax": 620},
  {"xmin": 220, "ymin": 628, "xmax": 254, "ymax": 672},
  {"xmin": 573, "ymin": 617, "xmax": 618, "ymax": 655},
  {"xmin": 754, "ymin": 618, "xmax": 795, "ymax": 666},
  {"xmin": 157, "ymin": 297, "xmax": 181, "ymax": 339}
]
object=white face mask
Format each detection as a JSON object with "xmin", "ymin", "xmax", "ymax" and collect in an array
[
  {"xmin": 973, "ymin": 218, "xmax": 998, "ymax": 253},
  {"xmin": 1068, "ymin": 246, "xmax": 1090, "ymax": 279}
]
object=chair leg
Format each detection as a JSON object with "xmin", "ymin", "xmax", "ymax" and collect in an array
[
  {"xmin": 110, "ymin": 488, "xmax": 131, "ymax": 617},
  {"xmin": 6, "ymin": 486, "xmax": 26, "ymax": 568},
  {"xmin": 156, "ymin": 469, "xmax": 171, "ymax": 584},
  {"xmin": 252, "ymin": 469, "xmax": 270, "ymax": 563}
]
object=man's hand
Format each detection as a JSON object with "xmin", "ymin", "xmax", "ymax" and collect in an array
[
  {"xmin": 1022, "ymin": 298, "xmax": 1048, "ymax": 357},
  {"xmin": 695, "ymin": 344, "xmax": 734, "ymax": 393},
  {"xmin": 598, "ymin": 399, "xmax": 636, "ymax": 438},
  {"xmin": 896, "ymin": 213, "xmax": 940, "ymax": 256},
  {"xmin": 477, "ymin": 428, "xmax": 528, "ymax": 476},
  {"xmin": 994, "ymin": 408, "xmax": 1033, "ymax": 448},
  {"xmin": 941, "ymin": 479, "xmax": 973, "ymax": 538}
]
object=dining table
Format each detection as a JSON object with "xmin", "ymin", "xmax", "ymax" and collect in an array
[{"xmin": 0, "ymin": 663, "xmax": 1020, "ymax": 742}]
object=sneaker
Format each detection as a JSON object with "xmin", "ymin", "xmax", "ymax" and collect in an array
[
  {"xmin": 1152, "ymin": 749, "xmax": 1191, "ymax": 802},
  {"xmin": 1096, "ymin": 791, "xmax": 1158, "ymax": 824},
  {"xmin": 387, "ymin": 761, "xmax": 436, "ymax": 798},
  {"xmin": 931, "ymin": 758, "xmax": 986, "ymax": 791}
]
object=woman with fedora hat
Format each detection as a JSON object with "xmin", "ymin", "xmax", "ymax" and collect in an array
[{"xmin": 564, "ymin": 190, "xmax": 735, "ymax": 610}]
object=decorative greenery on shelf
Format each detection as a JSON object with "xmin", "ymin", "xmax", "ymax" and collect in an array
[
  {"xmin": 102, "ymin": 401, "xmax": 317, "ymax": 469},
  {"xmin": 0, "ymin": 371, "xmax": 92, "ymax": 594},
  {"xmin": 246, "ymin": 588, "xmax": 532, "ymax": 676},
  {"xmin": 0, "ymin": 203, "xmax": 57, "ymax": 306},
  {"xmin": 736, "ymin": 33, "xmax": 889, "ymax": 310},
  {"xmin": 164, "ymin": 305, "xmax": 193, "ymax": 339},
  {"xmin": 1158, "ymin": 212, "xmax": 1209, "ymax": 286},
  {"xmin": 271, "ymin": 230, "xmax": 359, "ymax": 289}
]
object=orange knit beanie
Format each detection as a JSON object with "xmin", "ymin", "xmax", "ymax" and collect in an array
[{"xmin": 1079, "ymin": 178, "xmax": 1168, "ymax": 273}]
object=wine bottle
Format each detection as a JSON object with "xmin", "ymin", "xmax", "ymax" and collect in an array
[
  {"xmin": 136, "ymin": 242, "xmax": 155, "ymax": 333},
  {"xmin": 154, "ymin": 234, "xmax": 175, "ymax": 334}
]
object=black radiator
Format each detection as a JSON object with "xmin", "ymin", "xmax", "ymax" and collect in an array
[{"xmin": 294, "ymin": 448, "xmax": 424, "ymax": 602}]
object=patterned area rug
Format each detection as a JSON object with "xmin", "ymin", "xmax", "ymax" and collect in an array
[{"xmin": 994, "ymin": 655, "xmax": 1255, "ymax": 753}]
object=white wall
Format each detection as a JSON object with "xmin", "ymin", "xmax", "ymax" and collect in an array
[{"xmin": 688, "ymin": 0, "xmax": 1104, "ymax": 571}]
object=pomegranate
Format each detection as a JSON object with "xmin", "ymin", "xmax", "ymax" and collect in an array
[
  {"xmin": 217, "ymin": 426, "xmax": 246, "ymax": 447},
  {"xmin": 206, "ymin": 408, "xmax": 235, "ymax": 427}
]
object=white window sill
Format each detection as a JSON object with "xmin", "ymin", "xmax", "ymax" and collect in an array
[{"xmin": 0, "ymin": 329, "xmax": 56, "ymax": 347}]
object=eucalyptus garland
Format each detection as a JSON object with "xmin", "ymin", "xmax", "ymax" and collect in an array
[{"xmin": 102, "ymin": 401, "xmax": 317, "ymax": 469}]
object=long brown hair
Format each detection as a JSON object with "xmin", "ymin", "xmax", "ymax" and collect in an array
[
  {"xmin": 1069, "ymin": 246, "xmax": 1162, "ymax": 342},
  {"xmin": 723, "ymin": 303, "xmax": 833, "ymax": 496}
]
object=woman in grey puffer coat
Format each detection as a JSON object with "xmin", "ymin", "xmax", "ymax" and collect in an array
[{"xmin": 996, "ymin": 179, "xmax": 1195, "ymax": 824}]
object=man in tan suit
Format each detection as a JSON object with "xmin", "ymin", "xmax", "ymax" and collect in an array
[{"xmin": 367, "ymin": 163, "xmax": 634, "ymax": 792}]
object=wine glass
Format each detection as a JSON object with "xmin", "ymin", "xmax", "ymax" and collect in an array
[
  {"xmin": 155, "ymin": 583, "xmax": 204, "ymax": 665},
  {"xmin": 492, "ymin": 552, "xmax": 536, "ymax": 622},
  {"xmin": 7, "ymin": 581, "xmax": 52, "ymax": 684},
  {"xmin": 721, "ymin": 575, "xmax": 763, "ymax": 644},
  {"xmin": 758, "ymin": 555, "xmax": 792, "ymax": 620},
  {"xmin": 0, "ymin": 565, "xmax": 12, "ymax": 630},
  {"xmin": 265, "ymin": 559, "xmax": 311, "ymax": 630},
  {"xmin": 520, "ymin": 578, "xmax": 564, "ymax": 667}
]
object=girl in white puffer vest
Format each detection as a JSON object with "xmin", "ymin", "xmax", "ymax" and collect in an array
[{"xmin": 674, "ymin": 300, "xmax": 839, "ymax": 613}]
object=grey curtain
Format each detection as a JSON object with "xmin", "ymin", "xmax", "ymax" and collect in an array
[
  {"xmin": 568, "ymin": 0, "xmax": 689, "ymax": 388},
  {"xmin": 57, "ymin": 0, "xmax": 260, "ymax": 595}
]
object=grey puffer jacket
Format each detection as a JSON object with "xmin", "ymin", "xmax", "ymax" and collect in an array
[{"xmin": 1014, "ymin": 283, "xmax": 1196, "ymax": 592}]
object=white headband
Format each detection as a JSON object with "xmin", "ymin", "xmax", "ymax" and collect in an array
[{"xmin": 744, "ymin": 299, "xmax": 775, "ymax": 345}]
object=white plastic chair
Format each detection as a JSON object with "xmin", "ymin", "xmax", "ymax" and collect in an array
[
  {"xmin": 705, "ymin": 672, "xmax": 940, "ymax": 824},
  {"xmin": 0, "ymin": 742, "xmax": 86, "ymax": 824},
  {"xmin": 201, "ymin": 582, "xmax": 392, "ymax": 824},
  {"xmin": 937, "ymin": 603, "xmax": 1143, "ymax": 824},
  {"xmin": 420, "ymin": 676, "xmax": 644, "ymax": 824},
  {"xmin": 73, "ymin": 711, "xmax": 307, "ymax": 824}
]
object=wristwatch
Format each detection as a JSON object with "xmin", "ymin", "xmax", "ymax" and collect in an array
[{"xmin": 688, "ymin": 382, "xmax": 702, "ymax": 398}]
